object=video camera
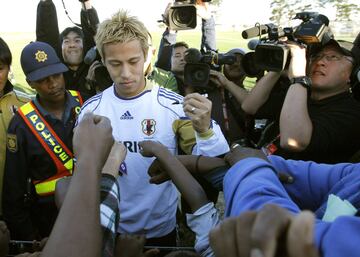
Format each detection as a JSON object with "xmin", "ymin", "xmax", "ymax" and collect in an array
[
  {"xmin": 241, "ymin": 12, "xmax": 333, "ymax": 74},
  {"xmin": 184, "ymin": 48, "xmax": 236, "ymax": 90},
  {"xmin": 168, "ymin": 0, "xmax": 211, "ymax": 30},
  {"xmin": 84, "ymin": 47, "xmax": 113, "ymax": 92}
]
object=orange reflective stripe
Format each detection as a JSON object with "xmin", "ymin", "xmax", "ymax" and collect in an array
[
  {"xmin": 18, "ymin": 101, "xmax": 76, "ymax": 195},
  {"xmin": 18, "ymin": 102, "xmax": 73, "ymax": 171}
]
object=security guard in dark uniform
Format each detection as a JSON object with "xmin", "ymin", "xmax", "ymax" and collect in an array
[{"xmin": 3, "ymin": 41, "xmax": 83, "ymax": 240}]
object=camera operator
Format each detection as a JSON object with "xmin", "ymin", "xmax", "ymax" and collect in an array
[
  {"xmin": 36, "ymin": 0, "xmax": 99, "ymax": 98},
  {"xmin": 241, "ymin": 39, "xmax": 360, "ymax": 164},
  {"xmin": 209, "ymin": 48, "xmax": 252, "ymax": 144},
  {"xmin": 156, "ymin": 1, "xmax": 216, "ymax": 94},
  {"xmin": 156, "ymin": 1, "xmax": 247, "ymax": 145}
]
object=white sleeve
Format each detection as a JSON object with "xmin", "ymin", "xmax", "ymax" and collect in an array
[
  {"xmin": 192, "ymin": 120, "xmax": 230, "ymax": 157},
  {"xmin": 186, "ymin": 202, "xmax": 220, "ymax": 257}
]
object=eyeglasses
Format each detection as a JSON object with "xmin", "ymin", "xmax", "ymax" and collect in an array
[{"xmin": 310, "ymin": 53, "xmax": 354, "ymax": 64}]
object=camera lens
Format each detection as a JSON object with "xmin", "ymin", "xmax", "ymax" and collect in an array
[
  {"xmin": 169, "ymin": 5, "xmax": 197, "ymax": 30},
  {"xmin": 192, "ymin": 69, "xmax": 207, "ymax": 82},
  {"xmin": 184, "ymin": 63, "xmax": 210, "ymax": 88},
  {"xmin": 172, "ymin": 9, "xmax": 195, "ymax": 28}
]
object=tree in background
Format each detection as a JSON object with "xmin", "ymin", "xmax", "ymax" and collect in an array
[
  {"xmin": 317, "ymin": 0, "xmax": 360, "ymax": 22},
  {"xmin": 210, "ymin": 0, "xmax": 222, "ymax": 6},
  {"xmin": 270, "ymin": 0, "xmax": 359, "ymax": 31}
]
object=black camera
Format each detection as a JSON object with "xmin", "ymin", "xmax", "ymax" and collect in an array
[
  {"xmin": 184, "ymin": 48, "xmax": 236, "ymax": 89},
  {"xmin": 84, "ymin": 47, "xmax": 113, "ymax": 92},
  {"xmin": 241, "ymin": 12, "xmax": 333, "ymax": 73},
  {"xmin": 168, "ymin": 0, "xmax": 211, "ymax": 30}
]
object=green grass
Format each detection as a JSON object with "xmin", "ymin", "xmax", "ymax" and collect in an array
[
  {"xmin": 2, "ymin": 32, "xmax": 35, "ymax": 94},
  {"xmin": 2, "ymin": 30, "xmax": 248, "ymax": 93}
]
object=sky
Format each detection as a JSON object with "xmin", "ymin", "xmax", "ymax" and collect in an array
[{"xmin": 1, "ymin": 0, "xmax": 277, "ymax": 33}]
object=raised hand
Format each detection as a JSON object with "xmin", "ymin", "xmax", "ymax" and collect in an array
[
  {"xmin": 182, "ymin": 93, "xmax": 212, "ymax": 134},
  {"xmin": 73, "ymin": 112, "xmax": 114, "ymax": 171}
]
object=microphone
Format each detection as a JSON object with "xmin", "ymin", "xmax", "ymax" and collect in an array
[
  {"xmin": 242, "ymin": 24, "xmax": 270, "ymax": 39},
  {"xmin": 184, "ymin": 48, "xmax": 202, "ymax": 63},
  {"xmin": 84, "ymin": 46, "xmax": 98, "ymax": 65},
  {"xmin": 247, "ymin": 39, "xmax": 261, "ymax": 50}
]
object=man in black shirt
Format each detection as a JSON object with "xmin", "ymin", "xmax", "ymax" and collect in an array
[
  {"xmin": 36, "ymin": 0, "xmax": 99, "ymax": 97},
  {"xmin": 241, "ymin": 39, "xmax": 360, "ymax": 163}
]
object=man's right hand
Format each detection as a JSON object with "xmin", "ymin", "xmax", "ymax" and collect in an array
[{"xmin": 183, "ymin": 93, "xmax": 212, "ymax": 134}]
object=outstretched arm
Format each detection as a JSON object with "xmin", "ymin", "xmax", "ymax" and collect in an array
[
  {"xmin": 197, "ymin": 1, "xmax": 216, "ymax": 53},
  {"xmin": 210, "ymin": 69, "xmax": 248, "ymax": 104},
  {"xmin": 80, "ymin": 0, "xmax": 99, "ymax": 53},
  {"xmin": 279, "ymin": 44, "xmax": 312, "ymax": 151},
  {"xmin": 36, "ymin": 0, "xmax": 61, "ymax": 57},
  {"xmin": 147, "ymin": 154, "xmax": 227, "ymax": 186},
  {"xmin": 139, "ymin": 140, "xmax": 209, "ymax": 212},
  {"xmin": 42, "ymin": 113, "xmax": 114, "ymax": 257},
  {"xmin": 155, "ymin": 2, "xmax": 177, "ymax": 71},
  {"xmin": 241, "ymin": 71, "xmax": 281, "ymax": 115}
]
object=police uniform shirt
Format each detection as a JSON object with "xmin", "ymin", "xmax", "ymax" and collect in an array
[
  {"xmin": 0, "ymin": 81, "xmax": 29, "ymax": 216},
  {"xmin": 3, "ymin": 90, "xmax": 80, "ymax": 240}
]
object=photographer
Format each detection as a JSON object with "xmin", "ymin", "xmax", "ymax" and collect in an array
[
  {"xmin": 36, "ymin": 0, "xmax": 99, "ymax": 97},
  {"xmin": 241, "ymin": 39, "xmax": 360, "ymax": 164},
  {"xmin": 156, "ymin": 1, "xmax": 247, "ymax": 145},
  {"xmin": 209, "ymin": 48, "xmax": 252, "ymax": 144}
]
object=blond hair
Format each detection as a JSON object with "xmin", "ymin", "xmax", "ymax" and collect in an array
[{"xmin": 95, "ymin": 9, "xmax": 150, "ymax": 60}]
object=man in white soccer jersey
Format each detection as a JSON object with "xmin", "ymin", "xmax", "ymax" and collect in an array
[{"xmin": 77, "ymin": 10, "xmax": 229, "ymax": 246}]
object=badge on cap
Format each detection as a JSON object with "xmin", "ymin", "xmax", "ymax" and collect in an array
[
  {"xmin": 35, "ymin": 50, "xmax": 48, "ymax": 63},
  {"xmin": 7, "ymin": 134, "xmax": 18, "ymax": 153}
]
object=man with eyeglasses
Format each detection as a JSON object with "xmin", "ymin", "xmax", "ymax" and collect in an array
[{"xmin": 240, "ymin": 38, "xmax": 360, "ymax": 163}]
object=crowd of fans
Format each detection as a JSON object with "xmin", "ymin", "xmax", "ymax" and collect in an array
[{"xmin": 1, "ymin": 0, "xmax": 360, "ymax": 256}]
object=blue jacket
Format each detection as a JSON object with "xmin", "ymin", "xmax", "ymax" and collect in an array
[{"xmin": 223, "ymin": 155, "xmax": 360, "ymax": 257}]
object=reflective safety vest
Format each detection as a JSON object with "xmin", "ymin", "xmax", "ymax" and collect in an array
[{"xmin": 18, "ymin": 90, "xmax": 83, "ymax": 196}]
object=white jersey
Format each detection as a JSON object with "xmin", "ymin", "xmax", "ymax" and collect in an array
[{"xmin": 78, "ymin": 80, "xmax": 229, "ymax": 237}]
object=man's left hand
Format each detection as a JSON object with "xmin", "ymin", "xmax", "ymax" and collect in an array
[{"xmin": 183, "ymin": 93, "xmax": 212, "ymax": 134}]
